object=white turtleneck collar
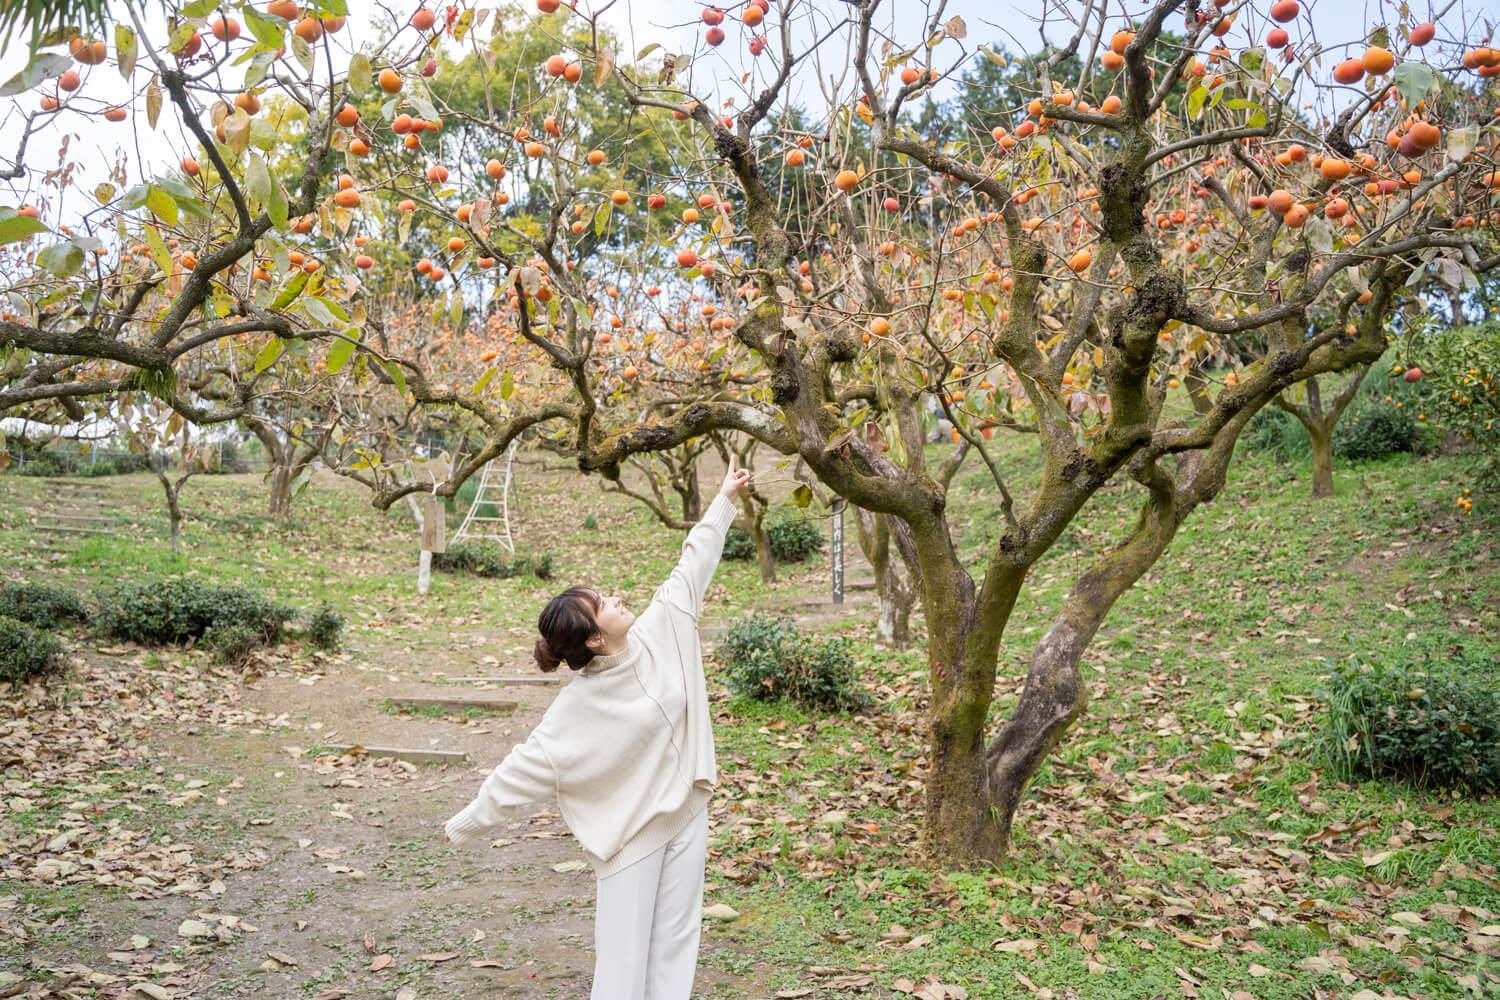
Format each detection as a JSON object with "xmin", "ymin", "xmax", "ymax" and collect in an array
[{"xmin": 582, "ymin": 633, "xmax": 640, "ymax": 674}]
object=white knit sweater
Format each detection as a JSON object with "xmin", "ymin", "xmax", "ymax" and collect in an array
[{"xmin": 443, "ymin": 493, "xmax": 738, "ymax": 877}]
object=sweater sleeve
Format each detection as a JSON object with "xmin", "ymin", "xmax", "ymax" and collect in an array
[
  {"xmin": 443, "ymin": 734, "xmax": 557, "ymax": 848},
  {"xmin": 653, "ymin": 493, "xmax": 738, "ymax": 620}
]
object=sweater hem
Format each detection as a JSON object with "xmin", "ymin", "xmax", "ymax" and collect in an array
[{"xmin": 586, "ymin": 787, "xmax": 711, "ymax": 879}]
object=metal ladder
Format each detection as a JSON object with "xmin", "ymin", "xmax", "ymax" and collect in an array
[{"xmin": 449, "ymin": 440, "xmax": 518, "ymax": 553}]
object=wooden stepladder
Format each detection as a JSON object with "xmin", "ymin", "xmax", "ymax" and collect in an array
[{"xmin": 449, "ymin": 440, "xmax": 517, "ymax": 555}]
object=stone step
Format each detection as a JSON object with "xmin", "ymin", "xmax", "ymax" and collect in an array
[
  {"xmin": 35, "ymin": 524, "xmax": 106, "ymax": 535},
  {"xmin": 42, "ymin": 514, "xmax": 111, "ymax": 523},
  {"xmin": 326, "ymin": 744, "xmax": 469, "ymax": 765},
  {"xmin": 443, "ymin": 676, "xmax": 560, "ymax": 686},
  {"xmin": 386, "ymin": 695, "xmax": 518, "ymax": 714}
]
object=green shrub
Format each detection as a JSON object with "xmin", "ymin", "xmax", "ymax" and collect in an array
[
  {"xmin": 433, "ymin": 542, "xmax": 555, "ymax": 579},
  {"xmin": 1245, "ymin": 407, "xmax": 1311, "ymax": 463},
  {"xmin": 583, "ymin": 514, "xmax": 598, "ymax": 531},
  {"xmin": 13, "ymin": 449, "xmax": 151, "ymax": 477},
  {"xmin": 766, "ymin": 515, "xmax": 824, "ymax": 563},
  {"xmin": 719, "ymin": 614, "xmax": 870, "ymax": 713},
  {"xmin": 0, "ymin": 615, "xmax": 65, "ymax": 685},
  {"xmin": 1333, "ymin": 397, "xmax": 1427, "ymax": 462},
  {"xmin": 0, "ymin": 583, "xmax": 89, "ymax": 630},
  {"xmin": 306, "ymin": 602, "xmax": 345, "ymax": 650},
  {"xmin": 94, "ymin": 579, "xmax": 295, "ymax": 651},
  {"xmin": 204, "ymin": 622, "xmax": 260, "ymax": 664},
  {"xmin": 1317, "ymin": 653, "xmax": 1500, "ymax": 795},
  {"xmin": 722, "ymin": 527, "xmax": 756, "ymax": 561},
  {"xmin": 16, "ymin": 452, "xmax": 69, "ymax": 477}
]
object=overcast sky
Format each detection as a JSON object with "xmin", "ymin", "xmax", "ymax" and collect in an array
[{"xmin": 0, "ymin": 0, "xmax": 1472, "ymax": 224}]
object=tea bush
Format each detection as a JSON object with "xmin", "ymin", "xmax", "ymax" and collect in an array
[
  {"xmin": 722, "ymin": 527, "xmax": 757, "ymax": 561},
  {"xmin": 1333, "ymin": 397, "xmax": 1427, "ymax": 462},
  {"xmin": 434, "ymin": 542, "xmax": 554, "ymax": 579},
  {"xmin": 766, "ymin": 515, "xmax": 824, "ymax": 563},
  {"xmin": 1317, "ymin": 653, "xmax": 1500, "ymax": 795},
  {"xmin": 306, "ymin": 602, "xmax": 345, "ymax": 650},
  {"xmin": 0, "ymin": 583, "xmax": 89, "ymax": 630},
  {"xmin": 719, "ymin": 614, "xmax": 870, "ymax": 713},
  {"xmin": 14, "ymin": 449, "xmax": 151, "ymax": 477},
  {"xmin": 0, "ymin": 615, "xmax": 65, "ymax": 685},
  {"xmin": 94, "ymin": 579, "xmax": 295, "ymax": 651}
]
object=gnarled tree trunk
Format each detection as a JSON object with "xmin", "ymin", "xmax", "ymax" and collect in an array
[
  {"xmin": 1275, "ymin": 361, "xmax": 1375, "ymax": 499},
  {"xmin": 244, "ymin": 416, "xmax": 323, "ymax": 520}
]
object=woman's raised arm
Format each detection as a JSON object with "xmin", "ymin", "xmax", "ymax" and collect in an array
[{"xmin": 652, "ymin": 460, "xmax": 750, "ymax": 619}]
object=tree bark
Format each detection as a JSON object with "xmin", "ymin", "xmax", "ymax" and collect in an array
[
  {"xmin": 269, "ymin": 463, "xmax": 293, "ymax": 519},
  {"xmin": 1307, "ymin": 423, "xmax": 1335, "ymax": 498},
  {"xmin": 853, "ymin": 508, "xmax": 916, "ymax": 648},
  {"xmin": 743, "ymin": 504, "xmax": 775, "ymax": 584}
]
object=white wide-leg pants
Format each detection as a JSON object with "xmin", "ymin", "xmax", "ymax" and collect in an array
[{"xmin": 589, "ymin": 804, "xmax": 709, "ymax": 1000}]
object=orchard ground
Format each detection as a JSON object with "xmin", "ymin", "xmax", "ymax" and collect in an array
[{"xmin": 0, "ymin": 438, "xmax": 1497, "ymax": 1000}]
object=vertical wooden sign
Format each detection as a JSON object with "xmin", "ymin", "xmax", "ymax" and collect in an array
[
  {"xmin": 831, "ymin": 499, "xmax": 844, "ymax": 605},
  {"xmin": 418, "ymin": 495, "xmax": 446, "ymax": 595}
]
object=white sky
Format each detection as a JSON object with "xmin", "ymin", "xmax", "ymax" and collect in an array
[{"xmin": 0, "ymin": 0, "xmax": 1475, "ymax": 228}]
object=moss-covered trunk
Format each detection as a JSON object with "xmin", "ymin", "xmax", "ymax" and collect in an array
[{"xmin": 1308, "ymin": 422, "xmax": 1335, "ymax": 498}]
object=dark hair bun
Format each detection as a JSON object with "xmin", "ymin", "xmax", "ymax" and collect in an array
[
  {"xmin": 536, "ymin": 586, "xmax": 600, "ymax": 672},
  {"xmin": 533, "ymin": 637, "xmax": 562, "ymax": 673}
]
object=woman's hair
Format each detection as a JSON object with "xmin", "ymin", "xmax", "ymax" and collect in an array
[{"xmin": 534, "ymin": 586, "xmax": 601, "ymax": 672}]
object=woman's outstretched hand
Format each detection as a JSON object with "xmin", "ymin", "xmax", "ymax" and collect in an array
[{"xmin": 719, "ymin": 459, "xmax": 751, "ymax": 501}]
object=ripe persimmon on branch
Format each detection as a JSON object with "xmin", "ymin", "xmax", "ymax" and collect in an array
[{"xmin": 3, "ymin": 0, "xmax": 1499, "ymax": 866}]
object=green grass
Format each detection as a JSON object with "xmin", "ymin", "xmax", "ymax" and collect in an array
[{"xmin": 378, "ymin": 700, "xmax": 513, "ymax": 720}]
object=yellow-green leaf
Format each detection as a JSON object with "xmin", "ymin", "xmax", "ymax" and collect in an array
[
  {"xmin": 385, "ymin": 360, "xmax": 407, "ymax": 398},
  {"xmin": 144, "ymin": 224, "xmax": 173, "ymax": 275},
  {"xmin": 270, "ymin": 270, "xmax": 308, "ymax": 311},
  {"xmin": 145, "ymin": 185, "xmax": 178, "ymax": 225},
  {"xmin": 115, "ymin": 26, "xmax": 137, "ymax": 79},
  {"xmin": 254, "ymin": 336, "xmax": 284, "ymax": 373},
  {"xmin": 347, "ymin": 53, "xmax": 371, "ymax": 93},
  {"xmin": 325, "ymin": 336, "xmax": 356, "ymax": 374}
]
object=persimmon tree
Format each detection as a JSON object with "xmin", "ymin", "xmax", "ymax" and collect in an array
[
  {"xmin": 6, "ymin": 0, "xmax": 1500, "ymax": 868},
  {"xmin": 1407, "ymin": 314, "xmax": 1500, "ymax": 502},
  {"xmin": 541, "ymin": 0, "xmax": 1499, "ymax": 864}
]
